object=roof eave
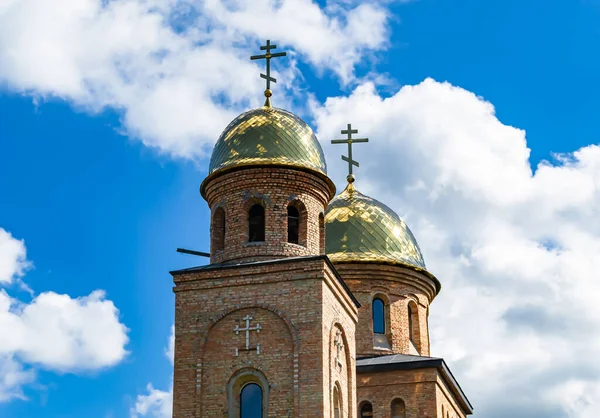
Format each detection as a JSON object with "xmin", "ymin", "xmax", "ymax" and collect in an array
[{"xmin": 200, "ymin": 163, "xmax": 336, "ymax": 201}]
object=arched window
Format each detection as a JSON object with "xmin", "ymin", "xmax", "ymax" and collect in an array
[
  {"xmin": 408, "ymin": 303, "xmax": 414, "ymax": 342},
  {"xmin": 227, "ymin": 369, "xmax": 268, "ymax": 418},
  {"xmin": 408, "ymin": 300, "xmax": 420, "ymax": 352},
  {"xmin": 287, "ymin": 206, "xmax": 299, "ymax": 244},
  {"xmin": 211, "ymin": 207, "xmax": 225, "ymax": 251},
  {"xmin": 333, "ymin": 385, "xmax": 341, "ymax": 418},
  {"xmin": 319, "ymin": 212, "xmax": 325, "ymax": 254},
  {"xmin": 360, "ymin": 401, "xmax": 373, "ymax": 418},
  {"xmin": 240, "ymin": 383, "xmax": 263, "ymax": 418},
  {"xmin": 391, "ymin": 398, "xmax": 406, "ymax": 418},
  {"xmin": 248, "ymin": 204, "xmax": 265, "ymax": 242},
  {"xmin": 372, "ymin": 298, "xmax": 385, "ymax": 334}
]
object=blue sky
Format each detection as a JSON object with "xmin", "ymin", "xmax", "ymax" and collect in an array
[{"xmin": 1, "ymin": 1, "xmax": 600, "ymax": 417}]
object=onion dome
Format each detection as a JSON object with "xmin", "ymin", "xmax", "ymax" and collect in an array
[
  {"xmin": 325, "ymin": 181, "xmax": 432, "ymax": 275},
  {"xmin": 207, "ymin": 106, "xmax": 327, "ymax": 177}
]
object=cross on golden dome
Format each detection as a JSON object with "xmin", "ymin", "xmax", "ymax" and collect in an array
[
  {"xmin": 331, "ymin": 123, "xmax": 369, "ymax": 183},
  {"xmin": 250, "ymin": 39, "xmax": 287, "ymax": 107}
]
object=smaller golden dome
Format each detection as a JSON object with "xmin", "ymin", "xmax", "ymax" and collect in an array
[
  {"xmin": 208, "ymin": 106, "xmax": 327, "ymax": 177},
  {"xmin": 325, "ymin": 182, "xmax": 427, "ymax": 270}
]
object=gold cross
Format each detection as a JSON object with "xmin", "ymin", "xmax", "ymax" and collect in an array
[
  {"xmin": 331, "ymin": 123, "xmax": 369, "ymax": 181},
  {"xmin": 250, "ymin": 40, "xmax": 287, "ymax": 106}
]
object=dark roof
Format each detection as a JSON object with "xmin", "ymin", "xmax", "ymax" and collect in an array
[
  {"xmin": 356, "ymin": 353, "xmax": 473, "ymax": 414},
  {"xmin": 170, "ymin": 254, "xmax": 360, "ymax": 308},
  {"xmin": 357, "ymin": 353, "xmax": 442, "ymax": 367}
]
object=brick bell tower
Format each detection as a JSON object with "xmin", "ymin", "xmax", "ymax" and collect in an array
[{"xmin": 171, "ymin": 41, "xmax": 359, "ymax": 417}]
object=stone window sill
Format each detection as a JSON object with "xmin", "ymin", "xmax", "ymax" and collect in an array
[
  {"xmin": 244, "ymin": 241, "xmax": 265, "ymax": 247},
  {"xmin": 284, "ymin": 242, "xmax": 307, "ymax": 249}
]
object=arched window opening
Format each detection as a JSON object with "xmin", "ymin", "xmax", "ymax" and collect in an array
[
  {"xmin": 360, "ymin": 401, "xmax": 373, "ymax": 418},
  {"xmin": 408, "ymin": 304, "xmax": 414, "ymax": 342},
  {"xmin": 319, "ymin": 212, "xmax": 325, "ymax": 254},
  {"xmin": 240, "ymin": 383, "xmax": 263, "ymax": 418},
  {"xmin": 372, "ymin": 298, "xmax": 385, "ymax": 334},
  {"xmin": 333, "ymin": 385, "xmax": 341, "ymax": 418},
  {"xmin": 408, "ymin": 300, "xmax": 420, "ymax": 352},
  {"xmin": 211, "ymin": 207, "xmax": 226, "ymax": 252},
  {"xmin": 248, "ymin": 204, "xmax": 265, "ymax": 242},
  {"xmin": 391, "ymin": 398, "xmax": 406, "ymax": 418},
  {"xmin": 287, "ymin": 206, "xmax": 300, "ymax": 244}
]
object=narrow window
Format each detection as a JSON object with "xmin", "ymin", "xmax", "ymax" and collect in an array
[
  {"xmin": 372, "ymin": 298, "xmax": 385, "ymax": 334},
  {"xmin": 240, "ymin": 383, "xmax": 262, "ymax": 418},
  {"xmin": 333, "ymin": 385, "xmax": 341, "ymax": 418},
  {"xmin": 360, "ymin": 402, "xmax": 373, "ymax": 418},
  {"xmin": 408, "ymin": 303, "xmax": 414, "ymax": 343},
  {"xmin": 248, "ymin": 204, "xmax": 265, "ymax": 242},
  {"xmin": 287, "ymin": 206, "xmax": 299, "ymax": 244},
  {"xmin": 319, "ymin": 212, "xmax": 325, "ymax": 254},
  {"xmin": 211, "ymin": 207, "xmax": 225, "ymax": 251},
  {"xmin": 408, "ymin": 300, "xmax": 420, "ymax": 351},
  {"xmin": 391, "ymin": 398, "xmax": 406, "ymax": 418}
]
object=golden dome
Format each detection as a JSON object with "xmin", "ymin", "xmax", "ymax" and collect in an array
[
  {"xmin": 325, "ymin": 182, "xmax": 429, "ymax": 271},
  {"xmin": 207, "ymin": 106, "xmax": 327, "ymax": 177}
]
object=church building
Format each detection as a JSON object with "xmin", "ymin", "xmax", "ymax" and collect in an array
[{"xmin": 170, "ymin": 41, "xmax": 473, "ymax": 418}]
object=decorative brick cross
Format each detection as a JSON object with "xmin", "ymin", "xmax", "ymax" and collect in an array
[
  {"xmin": 233, "ymin": 315, "xmax": 262, "ymax": 356},
  {"xmin": 334, "ymin": 330, "xmax": 344, "ymax": 368}
]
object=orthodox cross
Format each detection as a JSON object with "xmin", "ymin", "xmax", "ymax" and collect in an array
[
  {"xmin": 334, "ymin": 330, "xmax": 344, "ymax": 368},
  {"xmin": 250, "ymin": 39, "xmax": 287, "ymax": 107},
  {"xmin": 331, "ymin": 124, "xmax": 369, "ymax": 182},
  {"xmin": 233, "ymin": 315, "xmax": 262, "ymax": 356}
]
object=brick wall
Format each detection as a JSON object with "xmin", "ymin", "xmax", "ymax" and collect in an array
[
  {"xmin": 357, "ymin": 368, "xmax": 439, "ymax": 418},
  {"xmin": 322, "ymin": 267, "xmax": 358, "ymax": 417},
  {"xmin": 172, "ymin": 257, "xmax": 357, "ymax": 418},
  {"xmin": 435, "ymin": 375, "xmax": 468, "ymax": 418}
]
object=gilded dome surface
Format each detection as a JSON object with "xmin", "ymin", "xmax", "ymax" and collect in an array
[
  {"xmin": 325, "ymin": 182, "xmax": 426, "ymax": 270},
  {"xmin": 208, "ymin": 106, "xmax": 327, "ymax": 176}
]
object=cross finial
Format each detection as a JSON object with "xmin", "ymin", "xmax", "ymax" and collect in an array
[
  {"xmin": 331, "ymin": 123, "xmax": 369, "ymax": 183},
  {"xmin": 250, "ymin": 39, "xmax": 287, "ymax": 107}
]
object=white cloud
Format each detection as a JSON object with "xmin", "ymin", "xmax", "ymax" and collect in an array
[
  {"xmin": 0, "ymin": 289, "xmax": 129, "ymax": 372},
  {"xmin": 312, "ymin": 79, "xmax": 600, "ymax": 417},
  {"xmin": 0, "ymin": 0, "xmax": 392, "ymax": 158},
  {"xmin": 0, "ymin": 355, "xmax": 36, "ymax": 402},
  {"xmin": 132, "ymin": 326, "xmax": 174, "ymax": 418},
  {"xmin": 165, "ymin": 325, "xmax": 174, "ymax": 365},
  {"xmin": 132, "ymin": 383, "xmax": 173, "ymax": 418},
  {"xmin": 0, "ymin": 228, "xmax": 30, "ymax": 284},
  {"xmin": 0, "ymin": 228, "xmax": 129, "ymax": 402}
]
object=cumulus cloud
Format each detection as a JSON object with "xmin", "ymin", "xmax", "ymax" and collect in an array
[
  {"xmin": 312, "ymin": 79, "xmax": 600, "ymax": 417},
  {"xmin": 0, "ymin": 0, "xmax": 391, "ymax": 158},
  {"xmin": 132, "ymin": 326, "xmax": 174, "ymax": 418},
  {"xmin": 0, "ymin": 289, "xmax": 129, "ymax": 372},
  {"xmin": 0, "ymin": 228, "xmax": 129, "ymax": 401},
  {"xmin": 132, "ymin": 383, "xmax": 173, "ymax": 418}
]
